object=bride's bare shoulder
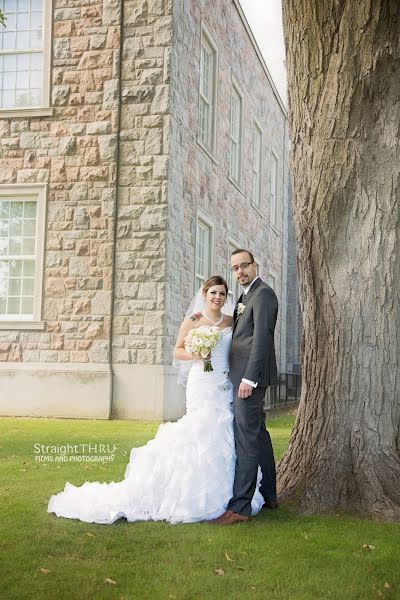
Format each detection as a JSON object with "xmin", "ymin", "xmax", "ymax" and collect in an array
[{"xmin": 180, "ymin": 313, "xmax": 203, "ymax": 332}]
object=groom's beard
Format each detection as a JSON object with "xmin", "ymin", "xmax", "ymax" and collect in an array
[{"xmin": 238, "ymin": 274, "xmax": 254, "ymax": 287}]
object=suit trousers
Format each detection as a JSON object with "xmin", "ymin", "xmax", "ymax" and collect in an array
[{"xmin": 227, "ymin": 386, "xmax": 276, "ymax": 516}]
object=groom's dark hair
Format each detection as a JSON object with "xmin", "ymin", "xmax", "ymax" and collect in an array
[{"xmin": 231, "ymin": 248, "xmax": 255, "ymax": 263}]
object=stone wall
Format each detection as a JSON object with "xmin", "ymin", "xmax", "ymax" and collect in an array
[
  {"xmin": 0, "ymin": 0, "xmax": 121, "ymax": 368},
  {"xmin": 167, "ymin": 0, "xmax": 290, "ymax": 371},
  {"xmin": 111, "ymin": 0, "xmax": 172, "ymax": 369}
]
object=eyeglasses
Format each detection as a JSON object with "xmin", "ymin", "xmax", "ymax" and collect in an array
[{"xmin": 230, "ymin": 261, "xmax": 253, "ymax": 272}]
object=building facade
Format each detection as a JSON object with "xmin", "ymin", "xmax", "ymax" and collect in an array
[{"xmin": 0, "ymin": 0, "xmax": 298, "ymax": 419}]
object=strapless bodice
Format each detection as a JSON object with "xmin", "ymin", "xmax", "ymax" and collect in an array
[{"xmin": 190, "ymin": 327, "xmax": 232, "ymax": 375}]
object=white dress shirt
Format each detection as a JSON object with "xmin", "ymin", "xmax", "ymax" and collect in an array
[{"xmin": 240, "ymin": 276, "xmax": 261, "ymax": 389}]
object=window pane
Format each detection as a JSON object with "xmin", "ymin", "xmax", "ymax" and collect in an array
[
  {"xmin": 4, "ymin": 0, "xmax": 16, "ymax": 13},
  {"xmin": 31, "ymin": 52, "xmax": 42, "ymax": 69},
  {"xmin": 17, "ymin": 11, "xmax": 30, "ymax": 29},
  {"xmin": 17, "ymin": 30, "xmax": 30, "ymax": 49},
  {"xmin": 0, "ymin": 239, "xmax": 8, "ymax": 256},
  {"xmin": 4, "ymin": 55, "xmax": 17, "ymax": 71},
  {"xmin": 9, "ymin": 237, "xmax": 22, "ymax": 254},
  {"xmin": 0, "ymin": 202, "xmax": 9, "ymax": 219},
  {"xmin": 0, "ymin": 219, "xmax": 9, "ymax": 235},
  {"xmin": 9, "ymin": 259, "xmax": 22, "ymax": 277},
  {"xmin": 23, "ymin": 259, "xmax": 35, "ymax": 277},
  {"xmin": 22, "ymin": 238, "xmax": 35, "ymax": 254},
  {"xmin": 0, "ymin": 261, "xmax": 9, "ymax": 295},
  {"xmin": 9, "ymin": 277, "xmax": 21, "ymax": 296},
  {"xmin": 31, "ymin": 11, "xmax": 43, "ymax": 28},
  {"xmin": 3, "ymin": 71, "xmax": 17, "ymax": 91},
  {"xmin": 21, "ymin": 296, "xmax": 34, "ymax": 314},
  {"xmin": 7, "ymin": 296, "xmax": 20, "ymax": 314},
  {"xmin": 24, "ymin": 201, "xmax": 37, "ymax": 218},
  {"xmin": 2, "ymin": 90, "xmax": 15, "ymax": 108},
  {"xmin": 3, "ymin": 31, "xmax": 16, "ymax": 50},
  {"xmin": 18, "ymin": 0, "xmax": 30, "ymax": 11},
  {"xmin": 15, "ymin": 89, "xmax": 30, "ymax": 106},
  {"xmin": 17, "ymin": 53, "xmax": 30, "ymax": 70},
  {"xmin": 23, "ymin": 218, "xmax": 36, "ymax": 237},
  {"xmin": 22, "ymin": 277, "xmax": 34, "ymax": 295}
]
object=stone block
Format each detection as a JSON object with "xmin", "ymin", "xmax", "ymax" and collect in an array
[
  {"xmin": 69, "ymin": 257, "xmax": 90, "ymax": 276},
  {"xmin": 54, "ymin": 38, "xmax": 71, "ymax": 59},
  {"xmin": 70, "ymin": 183, "xmax": 88, "ymax": 202},
  {"xmin": 52, "ymin": 85, "xmax": 70, "ymax": 106},
  {"xmin": 98, "ymin": 135, "xmax": 117, "ymax": 161},
  {"xmin": 91, "ymin": 291, "xmax": 112, "ymax": 316},
  {"xmin": 103, "ymin": 79, "xmax": 119, "ymax": 110},
  {"xmin": 20, "ymin": 132, "xmax": 41, "ymax": 149},
  {"xmin": 58, "ymin": 136, "xmax": 77, "ymax": 156},
  {"xmin": 88, "ymin": 340, "xmax": 109, "ymax": 363},
  {"xmin": 86, "ymin": 121, "xmax": 112, "ymax": 135}
]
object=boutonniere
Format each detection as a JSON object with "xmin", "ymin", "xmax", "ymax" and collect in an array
[{"xmin": 237, "ymin": 303, "xmax": 246, "ymax": 316}]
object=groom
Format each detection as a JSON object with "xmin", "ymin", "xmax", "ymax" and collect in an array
[{"xmin": 213, "ymin": 249, "xmax": 278, "ymax": 525}]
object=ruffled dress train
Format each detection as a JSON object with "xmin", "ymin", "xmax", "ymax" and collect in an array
[{"xmin": 48, "ymin": 328, "xmax": 264, "ymax": 524}]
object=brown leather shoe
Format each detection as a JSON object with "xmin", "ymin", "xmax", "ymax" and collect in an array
[
  {"xmin": 216, "ymin": 511, "xmax": 250, "ymax": 525},
  {"xmin": 263, "ymin": 498, "xmax": 278, "ymax": 510},
  {"xmin": 206, "ymin": 510, "xmax": 234, "ymax": 524}
]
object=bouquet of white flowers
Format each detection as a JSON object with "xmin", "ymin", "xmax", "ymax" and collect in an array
[{"xmin": 184, "ymin": 325, "xmax": 221, "ymax": 372}]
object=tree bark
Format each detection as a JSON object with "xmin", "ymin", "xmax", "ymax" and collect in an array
[{"xmin": 279, "ymin": 0, "xmax": 400, "ymax": 519}]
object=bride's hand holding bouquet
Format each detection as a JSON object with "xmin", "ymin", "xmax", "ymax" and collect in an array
[{"xmin": 184, "ymin": 326, "xmax": 221, "ymax": 372}]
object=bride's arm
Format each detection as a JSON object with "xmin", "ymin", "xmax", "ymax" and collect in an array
[{"xmin": 173, "ymin": 319, "xmax": 199, "ymax": 361}]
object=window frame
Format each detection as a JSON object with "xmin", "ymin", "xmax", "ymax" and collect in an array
[
  {"xmin": 251, "ymin": 119, "xmax": 263, "ymax": 211},
  {"xmin": 0, "ymin": 0, "xmax": 53, "ymax": 118},
  {"xmin": 194, "ymin": 211, "xmax": 214, "ymax": 293},
  {"xmin": 0, "ymin": 183, "xmax": 47, "ymax": 330},
  {"xmin": 270, "ymin": 149, "xmax": 279, "ymax": 230},
  {"xmin": 227, "ymin": 238, "xmax": 241, "ymax": 307},
  {"xmin": 197, "ymin": 23, "xmax": 218, "ymax": 159},
  {"xmin": 229, "ymin": 75, "xmax": 244, "ymax": 189},
  {"xmin": 267, "ymin": 270, "xmax": 277, "ymax": 291}
]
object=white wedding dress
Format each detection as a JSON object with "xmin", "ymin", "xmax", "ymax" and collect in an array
[{"xmin": 48, "ymin": 327, "xmax": 264, "ymax": 524}]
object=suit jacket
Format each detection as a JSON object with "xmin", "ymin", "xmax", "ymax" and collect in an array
[{"xmin": 229, "ymin": 278, "xmax": 278, "ymax": 388}]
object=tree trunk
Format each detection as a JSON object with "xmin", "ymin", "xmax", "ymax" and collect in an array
[{"xmin": 279, "ymin": 0, "xmax": 400, "ymax": 519}]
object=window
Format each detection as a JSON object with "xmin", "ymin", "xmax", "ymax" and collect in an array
[
  {"xmin": 227, "ymin": 242, "xmax": 240, "ymax": 306},
  {"xmin": 0, "ymin": 184, "xmax": 46, "ymax": 328},
  {"xmin": 0, "ymin": 0, "xmax": 52, "ymax": 113},
  {"xmin": 195, "ymin": 217, "xmax": 212, "ymax": 290},
  {"xmin": 252, "ymin": 122, "xmax": 262, "ymax": 209},
  {"xmin": 198, "ymin": 27, "xmax": 217, "ymax": 153},
  {"xmin": 270, "ymin": 152, "xmax": 279, "ymax": 227},
  {"xmin": 229, "ymin": 81, "xmax": 243, "ymax": 185}
]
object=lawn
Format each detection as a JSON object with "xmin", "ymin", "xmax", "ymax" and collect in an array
[{"xmin": 1, "ymin": 411, "xmax": 399, "ymax": 600}]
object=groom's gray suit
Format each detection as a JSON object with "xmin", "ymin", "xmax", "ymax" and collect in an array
[{"xmin": 228, "ymin": 277, "xmax": 278, "ymax": 516}]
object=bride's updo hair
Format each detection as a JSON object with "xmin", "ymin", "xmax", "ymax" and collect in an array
[{"xmin": 202, "ymin": 275, "xmax": 228, "ymax": 295}]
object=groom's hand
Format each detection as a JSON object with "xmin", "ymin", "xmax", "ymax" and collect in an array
[{"xmin": 238, "ymin": 382, "xmax": 253, "ymax": 399}]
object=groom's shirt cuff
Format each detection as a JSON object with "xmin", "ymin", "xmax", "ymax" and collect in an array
[{"xmin": 242, "ymin": 378, "xmax": 258, "ymax": 388}]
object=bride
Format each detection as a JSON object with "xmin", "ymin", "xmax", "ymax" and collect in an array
[{"xmin": 48, "ymin": 276, "xmax": 264, "ymax": 524}]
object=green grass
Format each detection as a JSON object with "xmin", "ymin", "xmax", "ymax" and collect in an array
[{"xmin": 1, "ymin": 411, "xmax": 399, "ymax": 600}]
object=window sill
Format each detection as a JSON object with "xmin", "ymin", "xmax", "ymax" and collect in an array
[
  {"xmin": 251, "ymin": 203, "xmax": 264, "ymax": 218},
  {"xmin": 228, "ymin": 174, "xmax": 244, "ymax": 196},
  {"xmin": 270, "ymin": 223, "xmax": 281, "ymax": 236},
  {"xmin": 0, "ymin": 320, "xmax": 45, "ymax": 330},
  {"xmin": 196, "ymin": 137, "xmax": 218, "ymax": 166},
  {"xmin": 0, "ymin": 107, "xmax": 54, "ymax": 119}
]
